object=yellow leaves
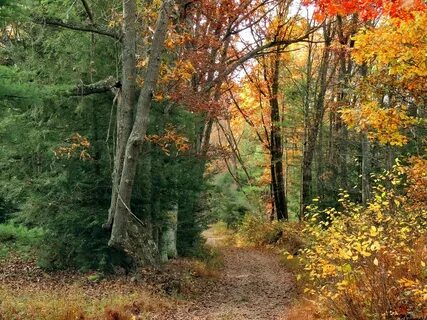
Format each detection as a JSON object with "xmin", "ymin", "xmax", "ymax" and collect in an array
[
  {"xmin": 159, "ymin": 60, "xmax": 195, "ymax": 84},
  {"xmin": 353, "ymin": 12, "xmax": 427, "ymax": 91},
  {"xmin": 370, "ymin": 226, "xmax": 378, "ymax": 237},
  {"xmin": 145, "ymin": 124, "xmax": 190, "ymax": 155},
  {"xmin": 353, "ymin": 242, "xmax": 372, "ymax": 257},
  {"xmin": 300, "ymin": 164, "xmax": 427, "ymax": 310},
  {"xmin": 336, "ymin": 279, "xmax": 349, "ymax": 291},
  {"xmin": 286, "ymin": 253, "xmax": 294, "ymax": 260},
  {"xmin": 406, "ymin": 156, "xmax": 427, "ymax": 210},
  {"xmin": 344, "ymin": 12, "xmax": 427, "ymax": 151},
  {"xmin": 338, "ymin": 249, "xmax": 352, "ymax": 260},
  {"xmin": 340, "ymin": 102, "xmax": 416, "ymax": 146},
  {"xmin": 370, "ymin": 241, "xmax": 381, "ymax": 251},
  {"xmin": 164, "ymin": 32, "xmax": 191, "ymax": 50},
  {"xmin": 107, "ymin": 10, "xmax": 123, "ymax": 29},
  {"xmin": 341, "ymin": 263, "xmax": 352, "ymax": 274},
  {"xmin": 322, "ymin": 264, "xmax": 336, "ymax": 276}
]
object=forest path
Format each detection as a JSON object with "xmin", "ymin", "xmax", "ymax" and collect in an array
[{"xmin": 163, "ymin": 227, "xmax": 295, "ymax": 320}]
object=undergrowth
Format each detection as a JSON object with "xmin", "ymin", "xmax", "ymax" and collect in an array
[
  {"xmin": 0, "ymin": 223, "xmax": 42, "ymax": 260},
  {"xmin": 0, "ymin": 287, "xmax": 174, "ymax": 320}
]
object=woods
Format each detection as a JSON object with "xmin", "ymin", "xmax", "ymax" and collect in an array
[{"xmin": 0, "ymin": 0, "xmax": 426, "ymax": 319}]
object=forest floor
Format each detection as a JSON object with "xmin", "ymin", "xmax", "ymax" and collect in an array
[{"xmin": 0, "ymin": 226, "xmax": 297, "ymax": 320}]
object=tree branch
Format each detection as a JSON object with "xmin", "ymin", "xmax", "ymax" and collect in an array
[
  {"xmin": 80, "ymin": 0, "xmax": 94, "ymax": 23},
  {"xmin": 33, "ymin": 16, "xmax": 121, "ymax": 41},
  {"xmin": 224, "ymin": 28, "xmax": 321, "ymax": 79},
  {"xmin": 67, "ymin": 76, "xmax": 120, "ymax": 96}
]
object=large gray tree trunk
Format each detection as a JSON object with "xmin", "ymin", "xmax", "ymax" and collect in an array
[
  {"xmin": 108, "ymin": 0, "xmax": 173, "ymax": 265},
  {"xmin": 105, "ymin": 0, "xmax": 136, "ymax": 230},
  {"xmin": 361, "ymin": 134, "xmax": 371, "ymax": 205}
]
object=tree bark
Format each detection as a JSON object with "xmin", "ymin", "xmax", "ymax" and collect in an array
[
  {"xmin": 361, "ymin": 134, "xmax": 371, "ymax": 205},
  {"xmin": 67, "ymin": 76, "xmax": 118, "ymax": 97},
  {"xmin": 108, "ymin": 0, "xmax": 173, "ymax": 264},
  {"xmin": 269, "ymin": 49, "xmax": 288, "ymax": 221},
  {"xmin": 105, "ymin": 0, "xmax": 137, "ymax": 230}
]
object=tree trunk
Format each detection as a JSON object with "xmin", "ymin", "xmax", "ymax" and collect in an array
[
  {"xmin": 361, "ymin": 134, "xmax": 371, "ymax": 205},
  {"xmin": 159, "ymin": 206, "xmax": 178, "ymax": 262},
  {"xmin": 300, "ymin": 23, "xmax": 332, "ymax": 219},
  {"xmin": 108, "ymin": 0, "xmax": 173, "ymax": 265},
  {"xmin": 105, "ymin": 0, "xmax": 136, "ymax": 229},
  {"xmin": 269, "ymin": 50, "xmax": 288, "ymax": 221}
]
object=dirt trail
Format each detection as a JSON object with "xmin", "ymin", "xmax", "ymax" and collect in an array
[{"xmin": 165, "ymin": 228, "xmax": 295, "ymax": 320}]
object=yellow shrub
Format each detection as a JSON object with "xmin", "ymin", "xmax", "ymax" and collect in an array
[{"xmin": 299, "ymin": 164, "xmax": 427, "ymax": 319}]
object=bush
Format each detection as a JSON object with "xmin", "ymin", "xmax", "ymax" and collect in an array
[
  {"xmin": 0, "ymin": 223, "xmax": 42, "ymax": 258},
  {"xmin": 34, "ymin": 207, "xmax": 130, "ymax": 272},
  {"xmin": 299, "ymin": 165, "xmax": 427, "ymax": 319}
]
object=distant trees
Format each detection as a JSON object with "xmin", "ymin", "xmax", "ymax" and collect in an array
[{"xmin": 215, "ymin": 0, "xmax": 426, "ymax": 221}]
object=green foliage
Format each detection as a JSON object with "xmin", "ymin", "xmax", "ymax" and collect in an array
[
  {"xmin": 0, "ymin": 223, "xmax": 40, "ymax": 243},
  {"xmin": 0, "ymin": 0, "xmax": 126, "ymax": 270},
  {"xmin": 0, "ymin": 223, "xmax": 42, "ymax": 259},
  {"xmin": 208, "ymin": 173, "xmax": 250, "ymax": 228}
]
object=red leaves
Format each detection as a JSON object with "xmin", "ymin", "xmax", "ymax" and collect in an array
[{"xmin": 305, "ymin": 0, "xmax": 427, "ymax": 20}]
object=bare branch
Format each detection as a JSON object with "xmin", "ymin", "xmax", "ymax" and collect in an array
[{"xmin": 225, "ymin": 27, "xmax": 321, "ymax": 78}]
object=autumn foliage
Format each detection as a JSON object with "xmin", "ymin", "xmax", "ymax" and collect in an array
[
  {"xmin": 299, "ymin": 163, "xmax": 427, "ymax": 319},
  {"xmin": 305, "ymin": 0, "xmax": 427, "ymax": 20}
]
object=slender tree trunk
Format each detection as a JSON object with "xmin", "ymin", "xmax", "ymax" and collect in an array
[
  {"xmin": 300, "ymin": 35, "xmax": 313, "ymax": 221},
  {"xmin": 361, "ymin": 134, "xmax": 371, "ymax": 205},
  {"xmin": 301, "ymin": 22, "xmax": 332, "ymax": 219},
  {"xmin": 270, "ymin": 50, "xmax": 288, "ymax": 221}
]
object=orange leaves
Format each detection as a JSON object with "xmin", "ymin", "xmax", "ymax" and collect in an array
[
  {"xmin": 53, "ymin": 133, "xmax": 91, "ymax": 161},
  {"xmin": 145, "ymin": 124, "xmax": 190, "ymax": 156},
  {"xmin": 160, "ymin": 60, "xmax": 195, "ymax": 84}
]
